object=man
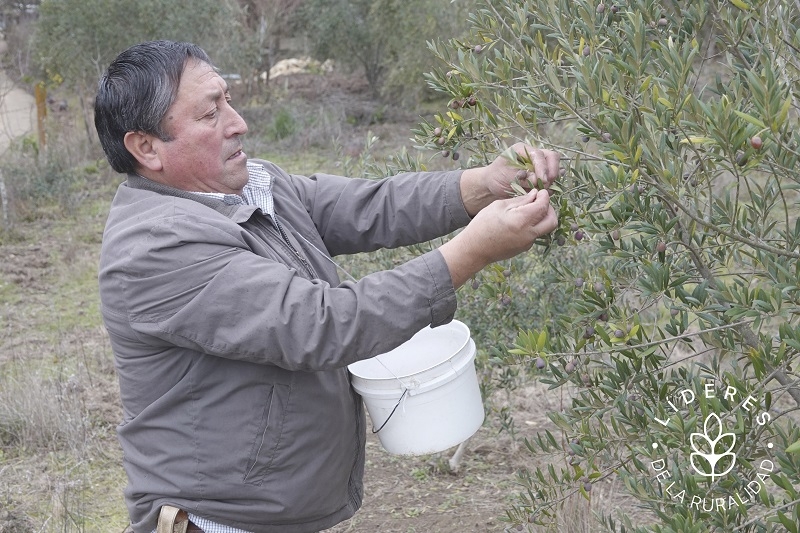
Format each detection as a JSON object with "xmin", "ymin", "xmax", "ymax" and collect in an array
[{"xmin": 96, "ymin": 40, "xmax": 559, "ymax": 533}]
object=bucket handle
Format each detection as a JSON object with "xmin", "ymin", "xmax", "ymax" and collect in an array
[{"xmin": 371, "ymin": 388, "xmax": 408, "ymax": 434}]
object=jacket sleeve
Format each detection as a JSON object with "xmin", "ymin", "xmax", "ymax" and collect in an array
[
  {"xmin": 264, "ymin": 161, "xmax": 473, "ymax": 256},
  {"xmin": 117, "ymin": 209, "xmax": 457, "ymax": 372}
]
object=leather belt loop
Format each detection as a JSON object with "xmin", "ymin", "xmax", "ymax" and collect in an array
[{"xmin": 157, "ymin": 505, "xmax": 189, "ymax": 533}]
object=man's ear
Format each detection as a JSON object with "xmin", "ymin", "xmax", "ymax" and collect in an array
[{"xmin": 123, "ymin": 131, "xmax": 163, "ymax": 172}]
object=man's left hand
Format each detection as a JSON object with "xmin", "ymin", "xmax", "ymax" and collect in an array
[{"xmin": 460, "ymin": 142, "xmax": 562, "ymax": 217}]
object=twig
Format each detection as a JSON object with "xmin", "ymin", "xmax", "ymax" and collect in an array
[
  {"xmin": 537, "ymin": 320, "xmax": 751, "ymax": 359},
  {"xmin": 732, "ymin": 496, "xmax": 800, "ymax": 531},
  {"xmin": 648, "ymin": 175, "xmax": 800, "ymax": 260}
]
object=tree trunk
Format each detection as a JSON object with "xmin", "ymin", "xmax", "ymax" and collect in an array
[
  {"xmin": 78, "ymin": 91, "xmax": 94, "ymax": 146},
  {"xmin": 0, "ymin": 169, "xmax": 11, "ymax": 230}
]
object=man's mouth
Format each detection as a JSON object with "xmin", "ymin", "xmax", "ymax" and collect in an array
[{"xmin": 228, "ymin": 149, "xmax": 245, "ymax": 160}]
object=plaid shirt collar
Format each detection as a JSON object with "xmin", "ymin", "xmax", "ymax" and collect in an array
[{"xmin": 191, "ymin": 161, "xmax": 275, "ymax": 216}]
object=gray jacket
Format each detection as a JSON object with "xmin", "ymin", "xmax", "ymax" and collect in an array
[{"xmin": 98, "ymin": 159, "xmax": 471, "ymax": 533}]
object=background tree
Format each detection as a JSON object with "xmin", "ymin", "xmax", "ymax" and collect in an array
[
  {"xmin": 0, "ymin": 0, "xmax": 40, "ymax": 81},
  {"xmin": 299, "ymin": 0, "xmax": 476, "ymax": 102},
  {"xmin": 238, "ymin": 0, "xmax": 303, "ymax": 96},
  {"xmin": 33, "ymin": 0, "xmax": 248, "ymax": 144},
  {"xmin": 410, "ymin": 0, "xmax": 800, "ymax": 530}
]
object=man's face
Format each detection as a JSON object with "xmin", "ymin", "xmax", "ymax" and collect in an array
[{"xmin": 152, "ymin": 59, "xmax": 249, "ymax": 194}]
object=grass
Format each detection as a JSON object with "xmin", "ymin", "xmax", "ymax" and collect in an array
[
  {"xmin": 0, "ymin": 144, "xmax": 126, "ymax": 530},
  {"xmin": 0, "ymin": 276, "xmax": 20, "ymax": 305}
]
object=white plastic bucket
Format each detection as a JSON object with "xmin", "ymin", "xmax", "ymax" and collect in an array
[{"xmin": 348, "ymin": 320, "xmax": 484, "ymax": 455}]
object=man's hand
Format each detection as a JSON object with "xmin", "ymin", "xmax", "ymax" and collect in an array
[
  {"xmin": 460, "ymin": 143, "xmax": 561, "ymax": 216},
  {"xmin": 439, "ymin": 187, "xmax": 558, "ymax": 288}
]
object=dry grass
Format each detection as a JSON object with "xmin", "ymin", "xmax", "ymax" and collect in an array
[{"xmin": 0, "ymin": 368, "xmax": 88, "ymax": 452}]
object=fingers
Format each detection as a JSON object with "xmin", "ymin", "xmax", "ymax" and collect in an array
[
  {"xmin": 529, "ymin": 149, "xmax": 549, "ymax": 187},
  {"xmin": 505, "ymin": 187, "xmax": 539, "ymax": 206},
  {"xmin": 507, "ymin": 188, "xmax": 554, "ymax": 228},
  {"xmin": 510, "ymin": 142, "xmax": 561, "ymax": 188},
  {"xmin": 514, "ymin": 188, "xmax": 550, "ymax": 219},
  {"xmin": 523, "ymin": 190, "xmax": 558, "ymax": 235},
  {"xmin": 464, "ymin": 187, "xmax": 557, "ymax": 267},
  {"xmin": 501, "ymin": 187, "xmax": 549, "ymax": 213},
  {"xmin": 531, "ymin": 204, "xmax": 559, "ymax": 238},
  {"xmin": 544, "ymin": 150, "xmax": 561, "ymax": 183}
]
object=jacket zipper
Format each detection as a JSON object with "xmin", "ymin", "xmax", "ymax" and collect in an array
[{"xmin": 268, "ymin": 214, "xmax": 317, "ymax": 279}]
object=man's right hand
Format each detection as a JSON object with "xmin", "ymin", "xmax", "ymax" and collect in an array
[{"xmin": 439, "ymin": 188, "xmax": 558, "ymax": 288}]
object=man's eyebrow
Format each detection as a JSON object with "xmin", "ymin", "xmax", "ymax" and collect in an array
[{"xmin": 201, "ymin": 85, "xmax": 229, "ymax": 105}]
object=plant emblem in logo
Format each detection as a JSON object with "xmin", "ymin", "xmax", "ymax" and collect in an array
[{"xmin": 689, "ymin": 413, "xmax": 737, "ymax": 482}]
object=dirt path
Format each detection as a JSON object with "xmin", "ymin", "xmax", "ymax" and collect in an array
[
  {"xmin": 0, "ymin": 69, "xmax": 35, "ymax": 154},
  {"xmin": 0, "ymin": 52, "xmax": 36, "ymax": 228}
]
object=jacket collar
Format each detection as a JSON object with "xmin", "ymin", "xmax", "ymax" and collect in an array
[{"xmin": 125, "ymin": 173, "xmax": 260, "ymax": 223}]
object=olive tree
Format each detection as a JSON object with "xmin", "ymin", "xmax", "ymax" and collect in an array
[{"xmin": 413, "ymin": 0, "xmax": 800, "ymax": 530}]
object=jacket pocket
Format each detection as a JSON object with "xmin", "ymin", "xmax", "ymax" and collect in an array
[{"xmin": 243, "ymin": 382, "xmax": 292, "ymax": 485}]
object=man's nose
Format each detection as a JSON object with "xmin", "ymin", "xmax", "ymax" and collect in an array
[{"xmin": 226, "ymin": 106, "xmax": 248, "ymax": 137}]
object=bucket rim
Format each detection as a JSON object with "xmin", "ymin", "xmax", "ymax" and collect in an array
[
  {"xmin": 350, "ymin": 339, "xmax": 476, "ymax": 398},
  {"xmin": 348, "ymin": 320, "xmax": 473, "ymax": 383}
]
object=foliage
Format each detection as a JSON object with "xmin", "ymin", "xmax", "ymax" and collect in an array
[
  {"xmin": 33, "ymin": 0, "xmax": 247, "ymax": 94},
  {"xmin": 417, "ymin": 0, "xmax": 800, "ymax": 530},
  {"xmin": 267, "ymin": 107, "xmax": 298, "ymax": 140},
  {"xmin": 0, "ymin": 128, "xmax": 102, "ymax": 220},
  {"xmin": 298, "ymin": 0, "xmax": 476, "ymax": 101}
]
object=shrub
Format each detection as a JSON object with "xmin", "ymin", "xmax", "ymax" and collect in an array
[
  {"xmin": 268, "ymin": 107, "xmax": 298, "ymax": 141},
  {"xmin": 0, "ymin": 127, "xmax": 103, "ymax": 223},
  {"xmin": 416, "ymin": 0, "xmax": 800, "ymax": 530}
]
